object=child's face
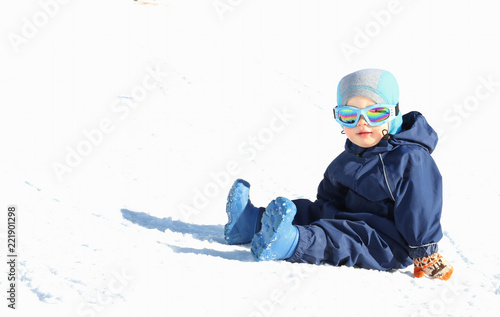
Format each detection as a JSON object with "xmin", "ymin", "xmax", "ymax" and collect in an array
[{"xmin": 343, "ymin": 96, "xmax": 390, "ymax": 148}]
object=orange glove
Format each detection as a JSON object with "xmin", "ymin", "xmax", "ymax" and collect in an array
[{"xmin": 413, "ymin": 253, "xmax": 453, "ymax": 281}]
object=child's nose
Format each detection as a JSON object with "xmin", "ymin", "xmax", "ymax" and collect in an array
[{"xmin": 358, "ymin": 115, "xmax": 369, "ymax": 126}]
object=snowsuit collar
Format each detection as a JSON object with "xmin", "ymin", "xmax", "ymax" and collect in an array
[{"xmin": 344, "ymin": 111, "xmax": 438, "ymax": 157}]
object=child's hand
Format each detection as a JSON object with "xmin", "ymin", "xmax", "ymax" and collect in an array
[{"xmin": 413, "ymin": 253, "xmax": 453, "ymax": 281}]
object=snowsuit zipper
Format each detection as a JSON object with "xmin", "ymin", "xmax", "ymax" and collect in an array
[{"xmin": 379, "ymin": 154, "xmax": 395, "ymax": 202}]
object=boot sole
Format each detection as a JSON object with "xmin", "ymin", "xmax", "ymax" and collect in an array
[{"xmin": 251, "ymin": 197, "xmax": 297, "ymax": 261}]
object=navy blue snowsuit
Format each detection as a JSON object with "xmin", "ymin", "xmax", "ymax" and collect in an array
[{"xmin": 287, "ymin": 112, "xmax": 443, "ymax": 270}]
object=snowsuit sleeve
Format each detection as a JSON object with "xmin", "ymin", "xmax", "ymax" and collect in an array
[
  {"xmin": 316, "ymin": 156, "xmax": 349, "ymax": 209},
  {"xmin": 393, "ymin": 146, "xmax": 443, "ymax": 259}
]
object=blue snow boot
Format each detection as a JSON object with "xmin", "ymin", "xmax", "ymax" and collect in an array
[
  {"xmin": 251, "ymin": 197, "xmax": 299, "ymax": 261},
  {"xmin": 224, "ymin": 179, "xmax": 261, "ymax": 245}
]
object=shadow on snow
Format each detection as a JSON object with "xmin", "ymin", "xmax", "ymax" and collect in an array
[
  {"xmin": 120, "ymin": 208, "xmax": 224, "ymax": 242},
  {"xmin": 120, "ymin": 208, "xmax": 254, "ymax": 261},
  {"xmin": 157, "ymin": 242, "xmax": 253, "ymax": 262}
]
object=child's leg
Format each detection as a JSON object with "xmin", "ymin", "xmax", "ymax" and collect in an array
[
  {"xmin": 287, "ymin": 218, "xmax": 411, "ymax": 270},
  {"xmin": 250, "ymin": 198, "xmax": 341, "ymax": 262},
  {"xmin": 292, "ymin": 199, "xmax": 337, "ymax": 225},
  {"xmin": 225, "ymin": 180, "xmax": 334, "ymax": 245}
]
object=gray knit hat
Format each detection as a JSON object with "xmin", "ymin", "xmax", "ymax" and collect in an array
[{"xmin": 336, "ymin": 69, "xmax": 402, "ymax": 134}]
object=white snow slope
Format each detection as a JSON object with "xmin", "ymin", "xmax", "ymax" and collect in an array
[{"xmin": 1, "ymin": 0, "xmax": 500, "ymax": 316}]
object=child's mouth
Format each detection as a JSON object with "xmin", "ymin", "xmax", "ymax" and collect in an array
[{"xmin": 357, "ymin": 131, "xmax": 372, "ymax": 138}]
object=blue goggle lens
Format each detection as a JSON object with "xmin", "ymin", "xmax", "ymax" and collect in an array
[
  {"xmin": 338, "ymin": 108, "xmax": 358, "ymax": 124},
  {"xmin": 366, "ymin": 107, "xmax": 390, "ymax": 123}
]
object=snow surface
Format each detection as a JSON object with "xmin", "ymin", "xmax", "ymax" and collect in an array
[{"xmin": 1, "ymin": 0, "xmax": 500, "ymax": 316}]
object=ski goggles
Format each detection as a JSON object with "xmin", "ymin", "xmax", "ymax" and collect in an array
[{"xmin": 333, "ymin": 103, "xmax": 399, "ymax": 128}]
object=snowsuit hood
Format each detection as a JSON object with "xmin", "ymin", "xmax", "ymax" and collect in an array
[{"xmin": 391, "ymin": 111, "xmax": 438, "ymax": 154}]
